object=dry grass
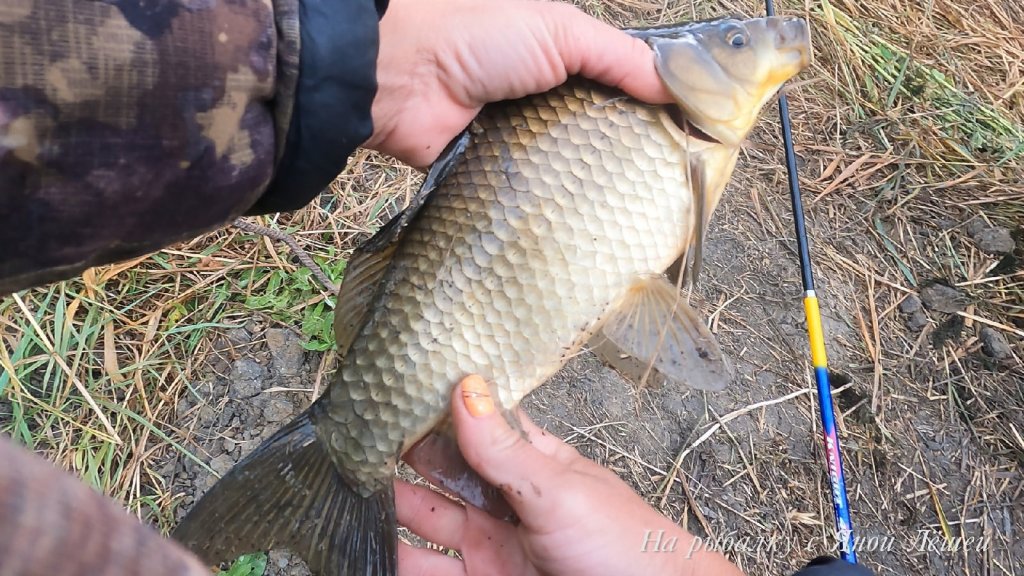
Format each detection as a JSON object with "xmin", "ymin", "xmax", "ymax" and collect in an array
[{"xmin": 1, "ymin": 0, "xmax": 1021, "ymax": 574}]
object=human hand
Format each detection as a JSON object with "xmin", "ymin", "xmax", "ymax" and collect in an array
[
  {"xmin": 364, "ymin": 0, "xmax": 674, "ymax": 168},
  {"xmin": 395, "ymin": 375, "xmax": 745, "ymax": 576}
]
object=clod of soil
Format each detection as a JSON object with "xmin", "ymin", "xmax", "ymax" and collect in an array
[
  {"xmin": 967, "ymin": 221, "xmax": 1015, "ymax": 255},
  {"xmin": 898, "ymin": 294, "xmax": 929, "ymax": 331},
  {"xmin": 979, "ymin": 327, "xmax": 1014, "ymax": 363},
  {"xmin": 898, "ymin": 294, "xmax": 922, "ymax": 315},
  {"xmin": 265, "ymin": 329, "xmax": 306, "ymax": 377},
  {"xmin": 932, "ymin": 314, "xmax": 965, "ymax": 348},
  {"xmin": 920, "ymin": 282, "xmax": 969, "ymax": 314}
]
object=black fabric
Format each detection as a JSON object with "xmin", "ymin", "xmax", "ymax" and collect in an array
[
  {"xmin": 792, "ymin": 556, "xmax": 876, "ymax": 576},
  {"xmin": 248, "ymin": 0, "xmax": 390, "ymax": 214}
]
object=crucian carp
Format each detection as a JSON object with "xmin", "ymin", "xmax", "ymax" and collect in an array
[{"xmin": 172, "ymin": 14, "xmax": 813, "ymax": 576}]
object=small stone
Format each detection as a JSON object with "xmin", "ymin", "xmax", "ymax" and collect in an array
[
  {"xmin": 972, "ymin": 227, "xmax": 1015, "ymax": 255},
  {"xmin": 269, "ymin": 550, "xmax": 287, "ymax": 569},
  {"xmin": 205, "ymin": 440, "xmax": 225, "ymax": 458},
  {"xmin": 966, "ymin": 219, "xmax": 988, "ymax": 237},
  {"xmin": 907, "ymin": 310, "xmax": 929, "ymax": 331},
  {"xmin": 979, "ymin": 327, "xmax": 1013, "ymax": 362},
  {"xmin": 898, "ymin": 294, "xmax": 923, "ymax": 315},
  {"xmin": 244, "ymin": 318, "xmax": 261, "ymax": 333},
  {"xmin": 231, "ymin": 357, "xmax": 264, "ymax": 381},
  {"xmin": 266, "ymin": 328, "xmax": 306, "ymax": 376},
  {"xmin": 157, "ymin": 459, "xmax": 177, "ymax": 480},
  {"xmin": 263, "ymin": 397, "xmax": 296, "ymax": 423},
  {"xmin": 209, "ymin": 454, "xmax": 236, "ymax": 476},
  {"xmin": 175, "ymin": 397, "xmax": 192, "ymax": 420},
  {"xmin": 224, "ymin": 327, "xmax": 253, "ymax": 348},
  {"xmin": 198, "ymin": 404, "xmax": 218, "ymax": 425},
  {"xmin": 920, "ymin": 283, "xmax": 968, "ymax": 314},
  {"xmin": 177, "ymin": 495, "xmax": 194, "ymax": 511}
]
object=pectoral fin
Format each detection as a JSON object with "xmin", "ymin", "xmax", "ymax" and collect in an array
[
  {"xmin": 676, "ymin": 146, "xmax": 740, "ymax": 289},
  {"xmin": 333, "ymin": 245, "xmax": 398, "ymax": 356},
  {"xmin": 681, "ymin": 161, "xmax": 709, "ymax": 288},
  {"xmin": 594, "ymin": 276, "xmax": 731, "ymax": 391}
]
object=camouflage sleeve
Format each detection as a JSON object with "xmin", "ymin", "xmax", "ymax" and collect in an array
[{"xmin": 0, "ymin": 0, "xmax": 388, "ymax": 295}]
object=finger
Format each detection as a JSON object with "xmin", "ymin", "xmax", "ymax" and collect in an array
[
  {"xmin": 450, "ymin": 375, "xmax": 573, "ymax": 527},
  {"xmin": 395, "ymin": 480, "xmax": 467, "ymax": 551},
  {"xmin": 398, "ymin": 542, "xmax": 465, "ymax": 576},
  {"xmin": 544, "ymin": 3, "xmax": 675, "ymax": 105},
  {"xmin": 514, "ymin": 408, "xmax": 581, "ymax": 464}
]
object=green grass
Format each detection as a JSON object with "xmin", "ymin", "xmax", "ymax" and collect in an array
[
  {"xmin": 238, "ymin": 257, "xmax": 347, "ymax": 352},
  {"xmin": 222, "ymin": 553, "xmax": 269, "ymax": 576}
]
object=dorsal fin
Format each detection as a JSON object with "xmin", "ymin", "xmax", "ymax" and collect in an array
[{"xmin": 333, "ymin": 131, "xmax": 471, "ymax": 355}]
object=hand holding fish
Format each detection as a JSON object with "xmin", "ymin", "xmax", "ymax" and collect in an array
[
  {"xmin": 364, "ymin": 0, "xmax": 674, "ymax": 168},
  {"xmin": 395, "ymin": 376, "xmax": 745, "ymax": 576}
]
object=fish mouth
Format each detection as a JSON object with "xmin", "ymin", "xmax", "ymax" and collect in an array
[{"xmin": 666, "ymin": 105, "xmax": 721, "ymax": 144}]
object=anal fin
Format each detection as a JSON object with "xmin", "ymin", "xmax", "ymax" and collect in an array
[
  {"xmin": 403, "ymin": 417, "xmax": 517, "ymax": 523},
  {"xmin": 593, "ymin": 275, "xmax": 732, "ymax": 391}
]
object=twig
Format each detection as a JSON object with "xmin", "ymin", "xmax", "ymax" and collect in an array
[{"xmin": 232, "ymin": 218, "xmax": 340, "ymax": 293}]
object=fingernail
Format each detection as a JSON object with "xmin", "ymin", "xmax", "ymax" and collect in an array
[{"xmin": 461, "ymin": 375, "xmax": 494, "ymax": 417}]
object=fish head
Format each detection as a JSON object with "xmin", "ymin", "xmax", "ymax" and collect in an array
[{"xmin": 645, "ymin": 16, "xmax": 812, "ymax": 147}]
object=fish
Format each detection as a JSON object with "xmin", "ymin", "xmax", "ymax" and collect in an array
[
  {"xmin": 0, "ymin": 435, "xmax": 211, "ymax": 576},
  {"xmin": 171, "ymin": 14, "xmax": 813, "ymax": 576}
]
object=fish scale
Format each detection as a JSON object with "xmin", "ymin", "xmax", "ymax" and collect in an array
[{"xmin": 320, "ymin": 79, "xmax": 698, "ymax": 494}]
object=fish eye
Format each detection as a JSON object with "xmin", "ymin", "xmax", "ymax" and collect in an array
[
  {"xmin": 721, "ymin": 23, "xmax": 748, "ymax": 48},
  {"xmin": 728, "ymin": 30, "xmax": 748, "ymax": 47}
]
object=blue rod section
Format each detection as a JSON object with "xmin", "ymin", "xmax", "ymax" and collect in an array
[{"xmin": 815, "ymin": 366, "xmax": 857, "ymax": 562}]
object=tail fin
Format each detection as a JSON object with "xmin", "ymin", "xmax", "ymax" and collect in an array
[{"xmin": 171, "ymin": 410, "xmax": 397, "ymax": 576}]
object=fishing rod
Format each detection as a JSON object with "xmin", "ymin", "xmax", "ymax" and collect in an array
[{"xmin": 765, "ymin": 0, "xmax": 858, "ymax": 564}]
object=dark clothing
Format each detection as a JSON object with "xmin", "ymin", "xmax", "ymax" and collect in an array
[{"xmin": 0, "ymin": 0, "xmax": 388, "ymax": 295}]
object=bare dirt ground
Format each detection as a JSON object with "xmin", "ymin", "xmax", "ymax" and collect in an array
[{"xmin": 1, "ymin": 0, "xmax": 1021, "ymax": 576}]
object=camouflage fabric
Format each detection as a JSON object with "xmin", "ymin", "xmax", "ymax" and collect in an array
[{"xmin": 0, "ymin": 0, "xmax": 384, "ymax": 295}]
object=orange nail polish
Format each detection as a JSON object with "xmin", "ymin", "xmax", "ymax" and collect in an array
[{"xmin": 461, "ymin": 375, "xmax": 494, "ymax": 417}]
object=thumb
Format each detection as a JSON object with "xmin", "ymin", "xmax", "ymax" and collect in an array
[
  {"xmin": 544, "ymin": 2, "xmax": 675, "ymax": 105},
  {"xmin": 450, "ymin": 375, "xmax": 568, "ymax": 526}
]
